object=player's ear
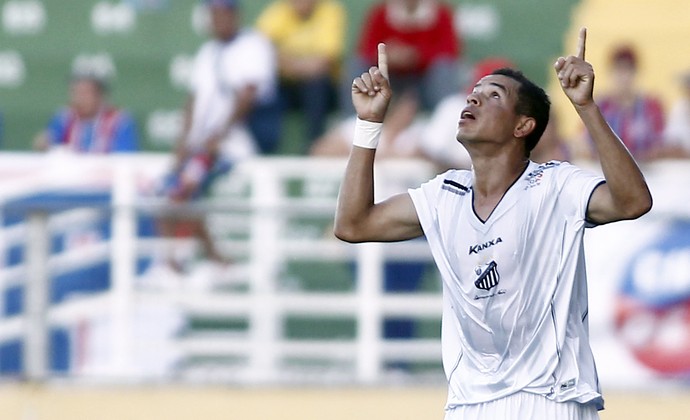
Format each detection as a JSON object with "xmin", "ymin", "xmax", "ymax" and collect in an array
[{"xmin": 514, "ymin": 116, "xmax": 536, "ymax": 140}]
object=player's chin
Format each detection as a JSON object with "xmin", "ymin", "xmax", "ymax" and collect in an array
[{"xmin": 456, "ymin": 128, "xmax": 474, "ymax": 143}]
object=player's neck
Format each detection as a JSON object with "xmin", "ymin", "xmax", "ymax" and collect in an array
[{"xmin": 471, "ymin": 154, "xmax": 529, "ymax": 198}]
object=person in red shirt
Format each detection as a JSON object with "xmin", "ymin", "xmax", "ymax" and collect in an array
[{"xmin": 341, "ymin": 0, "xmax": 461, "ymax": 114}]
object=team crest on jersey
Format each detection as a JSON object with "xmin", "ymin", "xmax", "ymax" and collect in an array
[
  {"xmin": 474, "ymin": 260, "xmax": 500, "ymax": 291},
  {"xmin": 524, "ymin": 161, "xmax": 560, "ymax": 190}
]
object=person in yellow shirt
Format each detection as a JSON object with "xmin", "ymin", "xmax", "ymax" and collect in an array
[{"xmin": 256, "ymin": 0, "xmax": 346, "ymax": 150}]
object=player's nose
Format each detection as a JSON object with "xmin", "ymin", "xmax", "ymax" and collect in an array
[{"xmin": 466, "ymin": 92, "xmax": 480, "ymax": 106}]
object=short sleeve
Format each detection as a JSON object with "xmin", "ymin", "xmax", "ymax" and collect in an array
[
  {"xmin": 551, "ymin": 162, "xmax": 605, "ymax": 226},
  {"xmin": 407, "ymin": 172, "xmax": 448, "ymax": 233}
]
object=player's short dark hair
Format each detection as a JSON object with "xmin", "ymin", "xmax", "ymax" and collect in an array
[{"xmin": 491, "ymin": 68, "xmax": 551, "ymax": 154}]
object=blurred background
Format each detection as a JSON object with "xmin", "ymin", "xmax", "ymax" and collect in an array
[{"xmin": 1, "ymin": 0, "xmax": 690, "ymax": 419}]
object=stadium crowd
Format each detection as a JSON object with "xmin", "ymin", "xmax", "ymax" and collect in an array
[{"xmin": 29, "ymin": 0, "xmax": 690, "ymax": 166}]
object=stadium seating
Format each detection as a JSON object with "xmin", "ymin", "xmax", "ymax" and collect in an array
[{"xmin": 0, "ymin": 0, "xmax": 577, "ymax": 154}]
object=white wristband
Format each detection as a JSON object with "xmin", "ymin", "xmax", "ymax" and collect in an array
[{"xmin": 353, "ymin": 118, "xmax": 383, "ymax": 149}]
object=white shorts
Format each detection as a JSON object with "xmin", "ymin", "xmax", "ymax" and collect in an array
[{"xmin": 444, "ymin": 392, "xmax": 600, "ymax": 420}]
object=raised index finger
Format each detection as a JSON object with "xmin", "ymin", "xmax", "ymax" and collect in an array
[
  {"xmin": 577, "ymin": 27, "xmax": 587, "ymax": 60},
  {"xmin": 377, "ymin": 43, "xmax": 389, "ymax": 79}
]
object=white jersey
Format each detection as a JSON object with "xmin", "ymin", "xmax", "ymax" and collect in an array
[
  {"xmin": 408, "ymin": 160, "xmax": 605, "ymax": 410},
  {"xmin": 187, "ymin": 29, "xmax": 277, "ymax": 159}
]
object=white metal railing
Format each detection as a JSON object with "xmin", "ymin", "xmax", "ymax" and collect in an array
[{"xmin": 0, "ymin": 153, "xmax": 441, "ymax": 384}]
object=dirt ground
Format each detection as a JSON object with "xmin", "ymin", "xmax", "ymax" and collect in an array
[{"xmin": 0, "ymin": 385, "xmax": 688, "ymax": 420}]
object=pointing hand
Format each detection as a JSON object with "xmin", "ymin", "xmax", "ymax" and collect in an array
[
  {"xmin": 554, "ymin": 28, "xmax": 595, "ymax": 108},
  {"xmin": 351, "ymin": 43, "xmax": 393, "ymax": 123}
]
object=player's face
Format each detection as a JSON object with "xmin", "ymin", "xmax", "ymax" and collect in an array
[{"xmin": 456, "ymin": 75, "xmax": 522, "ymax": 147}]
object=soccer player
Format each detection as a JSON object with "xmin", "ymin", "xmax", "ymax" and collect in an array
[{"xmin": 334, "ymin": 29, "xmax": 652, "ymax": 419}]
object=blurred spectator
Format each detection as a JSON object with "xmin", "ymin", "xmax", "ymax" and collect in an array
[
  {"xmin": 341, "ymin": 0, "xmax": 461, "ymax": 115},
  {"xmin": 256, "ymin": 0, "xmax": 346, "ymax": 150},
  {"xmin": 585, "ymin": 45, "xmax": 666, "ymax": 161},
  {"xmin": 156, "ymin": 0, "xmax": 278, "ymax": 271},
  {"xmin": 662, "ymin": 69, "xmax": 690, "ymax": 158},
  {"xmin": 33, "ymin": 72, "xmax": 138, "ymax": 153}
]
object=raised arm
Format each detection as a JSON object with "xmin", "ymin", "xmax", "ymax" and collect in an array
[
  {"xmin": 554, "ymin": 28, "xmax": 652, "ymax": 224},
  {"xmin": 333, "ymin": 44, "xmax": 423, "ymax": 243}
]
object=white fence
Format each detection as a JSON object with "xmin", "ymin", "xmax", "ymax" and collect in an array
[
  {"xmin": 1, "ymin": 153, "xmax": 690, "ymax": 390},
  {"xmin": 0, "ymin": 153, "xmax": 442, "ymax": 384}
]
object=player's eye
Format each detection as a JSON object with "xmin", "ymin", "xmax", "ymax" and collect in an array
[{"xmin": 491, "ymin": 91, "xmax": 500, "ymax": 99}]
